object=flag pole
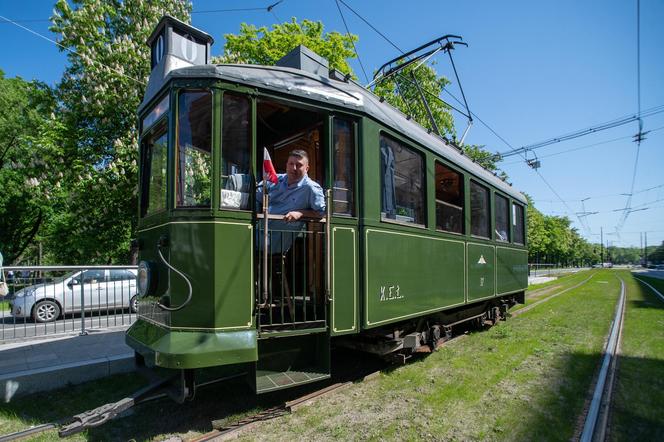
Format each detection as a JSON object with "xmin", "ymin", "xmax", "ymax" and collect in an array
[{"xmin": 262, "ymin": 183, "xmax": 269, "ymax": 307}]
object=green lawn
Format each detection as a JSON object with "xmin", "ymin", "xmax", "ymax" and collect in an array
[
  {"xmin": 510, "ymin": 269, "xmax": 594, "ymax": 313},
  {"xmin": 609, "ymin": 272, "xmax": 664, "ymax": 441},
  {"xmin": 237, "ymin": 270, "xmax": 622, "ymax": 441},
  {"xmin": 2, "ymin": 270, "xmax": 661, "ymax": 441}
]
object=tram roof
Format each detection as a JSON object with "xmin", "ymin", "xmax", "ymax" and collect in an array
[{"xmin": 153, "ymin": 63, "xmax": 527, "ymax": 204}]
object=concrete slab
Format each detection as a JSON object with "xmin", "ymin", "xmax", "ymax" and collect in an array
[
  {"xmin": 0, "ymin": 328, "xmax": 135, "ymax": 403},
  {"xmin": 529, "ymin": 276, "xmax": 556, "ymax": 285}
]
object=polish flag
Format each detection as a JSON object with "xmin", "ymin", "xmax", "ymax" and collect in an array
[{"xmin": 263, "ymin": 147, "xmax": 278, "ymax": 184}]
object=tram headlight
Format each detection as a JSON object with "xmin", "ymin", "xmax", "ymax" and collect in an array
[{"xmin": 137, "ymin": 261, "xmax": 156, "ymax": 297}]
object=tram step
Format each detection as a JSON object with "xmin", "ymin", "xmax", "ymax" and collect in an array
[
  {"xmin": 255, "ymin": 369, "xmax": 330, "ymax": 394},
  {"xmin": 253, "ymin": 332, "xmax": 330, "ymax": 394}
]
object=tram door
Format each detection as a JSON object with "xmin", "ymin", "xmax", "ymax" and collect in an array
[
  {"xmin": 328, "ymin": 117, "xmax": 359, "ymax": 336},
  {"xmin": 255, "ymin": 100, "xmax": 329, "ymax": 330}
]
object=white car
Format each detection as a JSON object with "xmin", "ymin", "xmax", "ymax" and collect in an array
[{"xmin": 10, "ymin": 269, "xmax": 138, "ymax": 323}]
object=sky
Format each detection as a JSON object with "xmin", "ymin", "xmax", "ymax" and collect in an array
[{"xmin": 1, "ymin": 0, "xmax": 663, "ymax": 249}]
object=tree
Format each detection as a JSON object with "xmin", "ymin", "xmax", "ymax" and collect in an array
[
  {"xmin": 0, "ymin": 71, "xmax": 64, "ymax": 264},
  {"xmin": 373, "ymin": 62, "xmax": 455, "ymax": 137},
  {"xmin": 525, "ymin": 195, "xmax": 548, "ymax": 262},
  {"xmin": 218, "ymin": 18, "xmax": 505, "ymax": 178},
  {"xmin": 461, "ymin": 144, "xmax": 508, "ymax": 180},
  {"xmin": 47, "ymin": 0, "xmax": 191, "ymax": 263},
  {"xmin": 215, "ymin": 19, "xmax": 358, "ymax": 74}
]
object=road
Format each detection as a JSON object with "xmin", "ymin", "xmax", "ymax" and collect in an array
[{"xmin": 631, "ymin": 269, "xmax": 664, "ymax": 280}]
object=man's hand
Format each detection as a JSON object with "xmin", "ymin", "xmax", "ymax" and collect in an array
[{"xmin": 284, "ymin": 211, "xmax": 304, "ymax": 222}]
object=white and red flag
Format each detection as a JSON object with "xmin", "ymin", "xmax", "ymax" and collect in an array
[{"xmin": 263, "ymin": 147, "xmax": 278, "ymax": 185}]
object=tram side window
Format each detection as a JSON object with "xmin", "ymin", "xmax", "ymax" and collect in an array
[
  {"xmin": 220, "ymin": 93, "xmax": 252, "ymax": 210},
  {"xmin": 140, "ymin": 122, "xmax": 168, "ymax": 217},
  {"xmin": 435, "ymin": 162, "xmax": 464, "ymax": 234},
  {"xmin": 380, "ymin": 135, "xmax": 425, "ymax": 226},
  {"xmin": 495, "ymin": 194, "xmax": 510, "ymax": 242},
  {"xmin": 177, "ymin": 90, "xmax": 212, "ymax": 208},
  {"xmin": 333, "ymin": 118, "xmax": 355, "ymax": 216},
  {"xmin": 513, "ymin": 203, "xmax": 525, "ymax": 244},
  {"xmin": 470, "ymin": 181, "xmax": 490, "ymax": 238}
]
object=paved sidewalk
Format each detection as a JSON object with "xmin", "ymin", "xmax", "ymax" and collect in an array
[{"xmin": 0, "ymin": 328, "xmax": 135, "ymax": 403}]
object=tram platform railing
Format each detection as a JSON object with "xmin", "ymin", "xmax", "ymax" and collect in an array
[
  {"xmin": 0, "ymin": 265, "xmax": 138, "ymax": 343},
  {"xmin": 255, "ymin": 215, "xmax": 328, "ymax": 332}
]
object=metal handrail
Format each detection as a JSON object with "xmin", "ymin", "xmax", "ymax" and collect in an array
[
  {"xmin": 2, "ymin": 265, "xmax": 138, "ymax": 271},
  {"xmin": 256, "ymin": 213, "xmax": 326, "ymax": 222},
  {"xmin": 325, "ymin": 189, "xmax": 332, "ymax": 302}
]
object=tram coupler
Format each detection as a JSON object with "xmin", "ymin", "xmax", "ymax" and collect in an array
[{"xmin": 58, "ymin": 374, "xmax": 176, "ymax": 437}]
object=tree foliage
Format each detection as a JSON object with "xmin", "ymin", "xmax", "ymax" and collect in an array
[
  {"xmin": 526, "ymin": 196, "xmax": 601, "ymax": 266},
  {"xmin": 0, "ymin": 71, "xmax": 64, "ymax": 264},
  {"xmin": 4, "ymin": 10, "xmax": 644, "ymax": 268},
  {"xmin": 214, "ymin": 19, "xmax": 358, "ymax": 74},
  {"xmin": 460, "ymin": 144, "xmax": 508, "ymax": 179},
  {"xmin": 44, "ymin": 0, "xmax": 191, "ymax": 264},
  {"xmin": 373, "ymin": 62, "xmax": 455, "ymax": 137}
]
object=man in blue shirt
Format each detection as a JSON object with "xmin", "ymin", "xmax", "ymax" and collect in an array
[{"xmin": 257, "ymin": 149, "xmax": 325, "ymax": 253}]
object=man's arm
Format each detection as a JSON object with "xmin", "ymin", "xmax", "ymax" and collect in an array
[{"xmin": 283, "ymin": 209, "xmax": 323, "ymax": 222}]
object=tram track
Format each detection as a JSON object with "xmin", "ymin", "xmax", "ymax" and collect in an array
[
  {"xmin": 576, "ymin": 277, "xmax": 626, "ymax": 442},
  {"xmin": 183, "ymin": 332, "xmax": 473, "ymax": 442},
  {"xmin": 511, "ymin": 273, "xmax": 595, "ymax": 317}
]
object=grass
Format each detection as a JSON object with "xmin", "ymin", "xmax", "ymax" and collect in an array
[
  {"xmin": 1, "ymin": 269, "xmax": 661, "ymax": 441},
  {"xmin": 509, "ymin": 269, "xmax": 594, "ymax": 313},
  {"xmin": 0, "ymin": 374, "xmax": 147, "ymax": 441},
  {"xmin": 526, "ymin": 268, "xmax": 589, "ymax": 291},
  {"xmin": 236, "ymin": 270, "xmax": 622, "ymax": 441},
  {"xmin": 609, "ymin": 272, "xmax": 664, "ymax": 441}
]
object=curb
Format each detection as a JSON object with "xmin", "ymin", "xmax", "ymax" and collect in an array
[{"xmin": 1, "ymin": 353, "xmax": 135, "ymax": 403}]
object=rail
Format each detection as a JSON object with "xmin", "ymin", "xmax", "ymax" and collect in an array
[
  {"xmin": 0, "ymin": 265, "xmax": 138, "ymax": 343},
  {"xmin": 579, "ymin": 277, "xmax": 626, "ymax": 442}
]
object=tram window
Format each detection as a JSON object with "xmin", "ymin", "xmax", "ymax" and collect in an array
[
  {"xmin": 141, "ymin": 94, "xmax": 169, "ymax": 134},
  {"xmin": 513, "ymin": 203, "xmax": 525, "ymax": 244},
  {"xmin": 333, "ymin": 118, "xmax": 355, "ymax": 216},
  {"xmin": 380, "ymin": 135, "xmax": 425, "ymax": 226},
  {"xmin": 470, "ymin": 181, "xmax": 490, "ymax": 238},
  {"xmin": 140, "ymin": 122, "xmax": 168, "ymax": 217},
  {"xmin": 177, "ymin": 90, "xmax": 212, "ymax": 208},
  {"xmin": 435, "ymin": 162, "xmax": 464, "ymax": 234},
  {"xmin": 495, "ymin": 194, "xmax": 510, "ymax": 242},
  {"xmin": 220, "ymin": 93, "xmax": 252, "ymax": 210}
]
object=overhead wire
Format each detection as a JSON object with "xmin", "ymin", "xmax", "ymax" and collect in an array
[
  {"xmin": 0, "ymin": 14, "xmax": 146, "ymax": 85},
  {"xmin": 502, "ymin": 124, "xmax": 664, "ymax": 166},
  {"xmin": 336, "ymin": 0, "xmax": 403, "ymax": 54},
  {"xmin": 532, "ymin": 182, "xmax": 664, "ymax": 204},
  {"xmin": 495, "ymin": 104, "xmax": 664, "ymax": 159},
  {"xmin": 334, "ymin": 0, "xmax": 370, "ymax": 84},
  {"xmin": 0, "ymin": 1, "xmax": 288, "ymax": 87},
  {"xmin": 1, "ymin": 2, "xmax": 286, "ymax": 24},
  {"xmin": 326, "ymin": 1, "xmax": 592, "ymax": 232},
  {"xmin": 616, "ymin": 0, "xmax": 645, "ymax": 233},
  {"xmin": 267, "ymin": 0, "xmax": 284, "ymax": 23}
]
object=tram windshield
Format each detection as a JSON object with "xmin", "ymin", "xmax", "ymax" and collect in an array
[{"xmin": 220, "ymin": 93, "xmax": 252, "ymax": 210}]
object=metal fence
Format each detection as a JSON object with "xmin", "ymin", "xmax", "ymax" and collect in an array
[
  {"xmin": 528, "ymin": 263, "xmax": 588, "ymax": 278},
  {"xmin": 0, "ymin": 265, "xmax": 138, "ymax": 343}
]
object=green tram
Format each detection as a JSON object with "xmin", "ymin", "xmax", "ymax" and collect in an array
[{"xmin": 128, "ymin": 17, "xmax": 528, "ymax": 398}]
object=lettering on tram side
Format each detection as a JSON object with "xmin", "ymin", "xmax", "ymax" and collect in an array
[{"xmin": 379, "ymin": 285, "xmax": 404, "ymax": 302}]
